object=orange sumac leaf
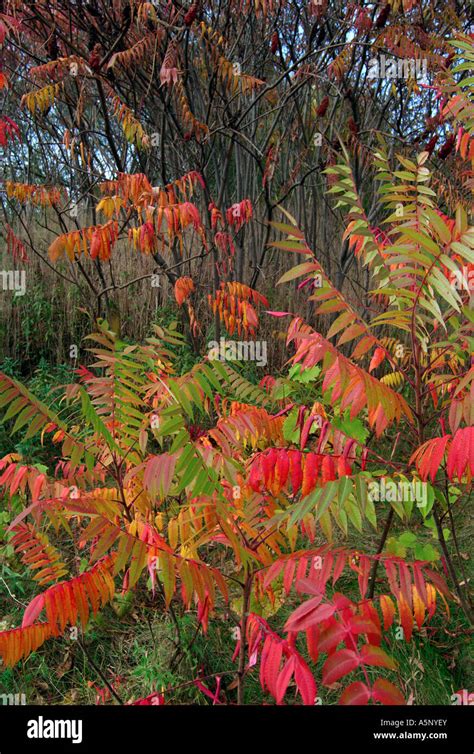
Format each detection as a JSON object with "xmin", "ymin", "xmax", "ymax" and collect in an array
[
  {"xmin": 0, "ymin": 623, "xmax": 53, "ymax": 667},
  {"xmin": 368, "ymin": 347, "xmax": 385, "ymax": 373},
  {"xmin": 371, "ymin": 678, "xmax": 405, "ymax": 705},
  {"xmin": 11, "ymin": 523, "xmax": 68, "ymax": 586},
  {"xmin": 22, "ymin": 556, "xmax": 116, "ymax": 632},
  {"xmin": 410, "ymin": 434, "xmax": 451, "ymax": 482},
  {"xmin": 174, "ymin": 277, "xmax": 195, "ymax": 306},
  {"xmin": 379, "ymin": 594, "xmax": 396, "ymax": 630},
  {"xmin": 359, "ymin": 644, "xmax": 396, "ymax": 670}
]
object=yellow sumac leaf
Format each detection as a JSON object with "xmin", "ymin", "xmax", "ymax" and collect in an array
[
  {"xmin": 168, "ymin": 518, "xmax": 179, "ymax": 550},
  {"xmin": 179, "ymin": 560, "xmax": 194, "ymax": 607}
]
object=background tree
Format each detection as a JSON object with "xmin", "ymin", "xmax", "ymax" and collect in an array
[{"xmin": 1, "ymin": 0, "xmax": 472, "ymax": 363}]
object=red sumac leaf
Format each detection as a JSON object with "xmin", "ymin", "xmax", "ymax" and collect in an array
[
  {"xmin": 300, "ymin": 415, "xmax": 316, "ymax": 451},
  {"xmin": 284, "ymin": 594, "xmax": 323, "ymax": 632},
  {"xmin": 275, "ymin": 656, "xmax": 295, "ymax": 704},
  {"xmin": 283, "ymin": 558, "xmax": 296, "ymax": 595},
  {"xmin": 384, "ymin": 559, "xmax": 399, "ymax": 597},
  {"xmin": 423, "ymin": 568, "xmax": 450, "ymax": 597},
  {"xmin": 332, "ymin": 551, "xmax": 347, "ymax": 585},
  {"xmin": 295, "ymin": 577, "xmax": 323, "ymax": 596},
  {"xmin": 263, "ymin": 638, "xmax": 282, "ymax": 698},
  {"xmin": 294, "ymin": 656, "xmax": 317, "ymax": 705},
  {"xmin": 22, "ymin": 594, "xmax": 45, "ymax": 627},
  {"xmin": 348, "ymin": 615, "xmax": 380, "ymax": 638},
  {"xmin": 305, "ymin": 624, "xmax": 320, "ymax": 663},
  {"xmin": 263, "ymin": 560, "xmax": 284, "ymax": 590},
  {"xmin": 322, "ymin": 648, "xmax": 359, "ymax": 685},
  {"xmin": 447, "ymin": 426, "xmax": 474, "ymax": 481},
  {"xmin": 339, "ymin": 681, "xmax": 371, "ymax": 705},
  {"xmin": 397, "ymin": 595, "xmax": 414, "ymax": 641},
  {"xmin": 259, "ymin": 634, "xmax": 271, "ymax": 689},
  {"xmin": 318, "ymin": 622, "xmax": 346, "ymax": 654},
  {"xmin": 286, "ymin": 601, "xmax": 335, "ymax": 633},
  {"xmin": 358, "ymin": 555, "xmax": 371, "ymax": 599}
]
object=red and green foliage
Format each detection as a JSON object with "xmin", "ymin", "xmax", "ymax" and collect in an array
[
  {"xmin": 0, "ymin": 0, "xmax": 473, "ymax": 707},
  {"xmin": 0, "ymin": 145, "xmax": 472, "ymax": 699}
]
